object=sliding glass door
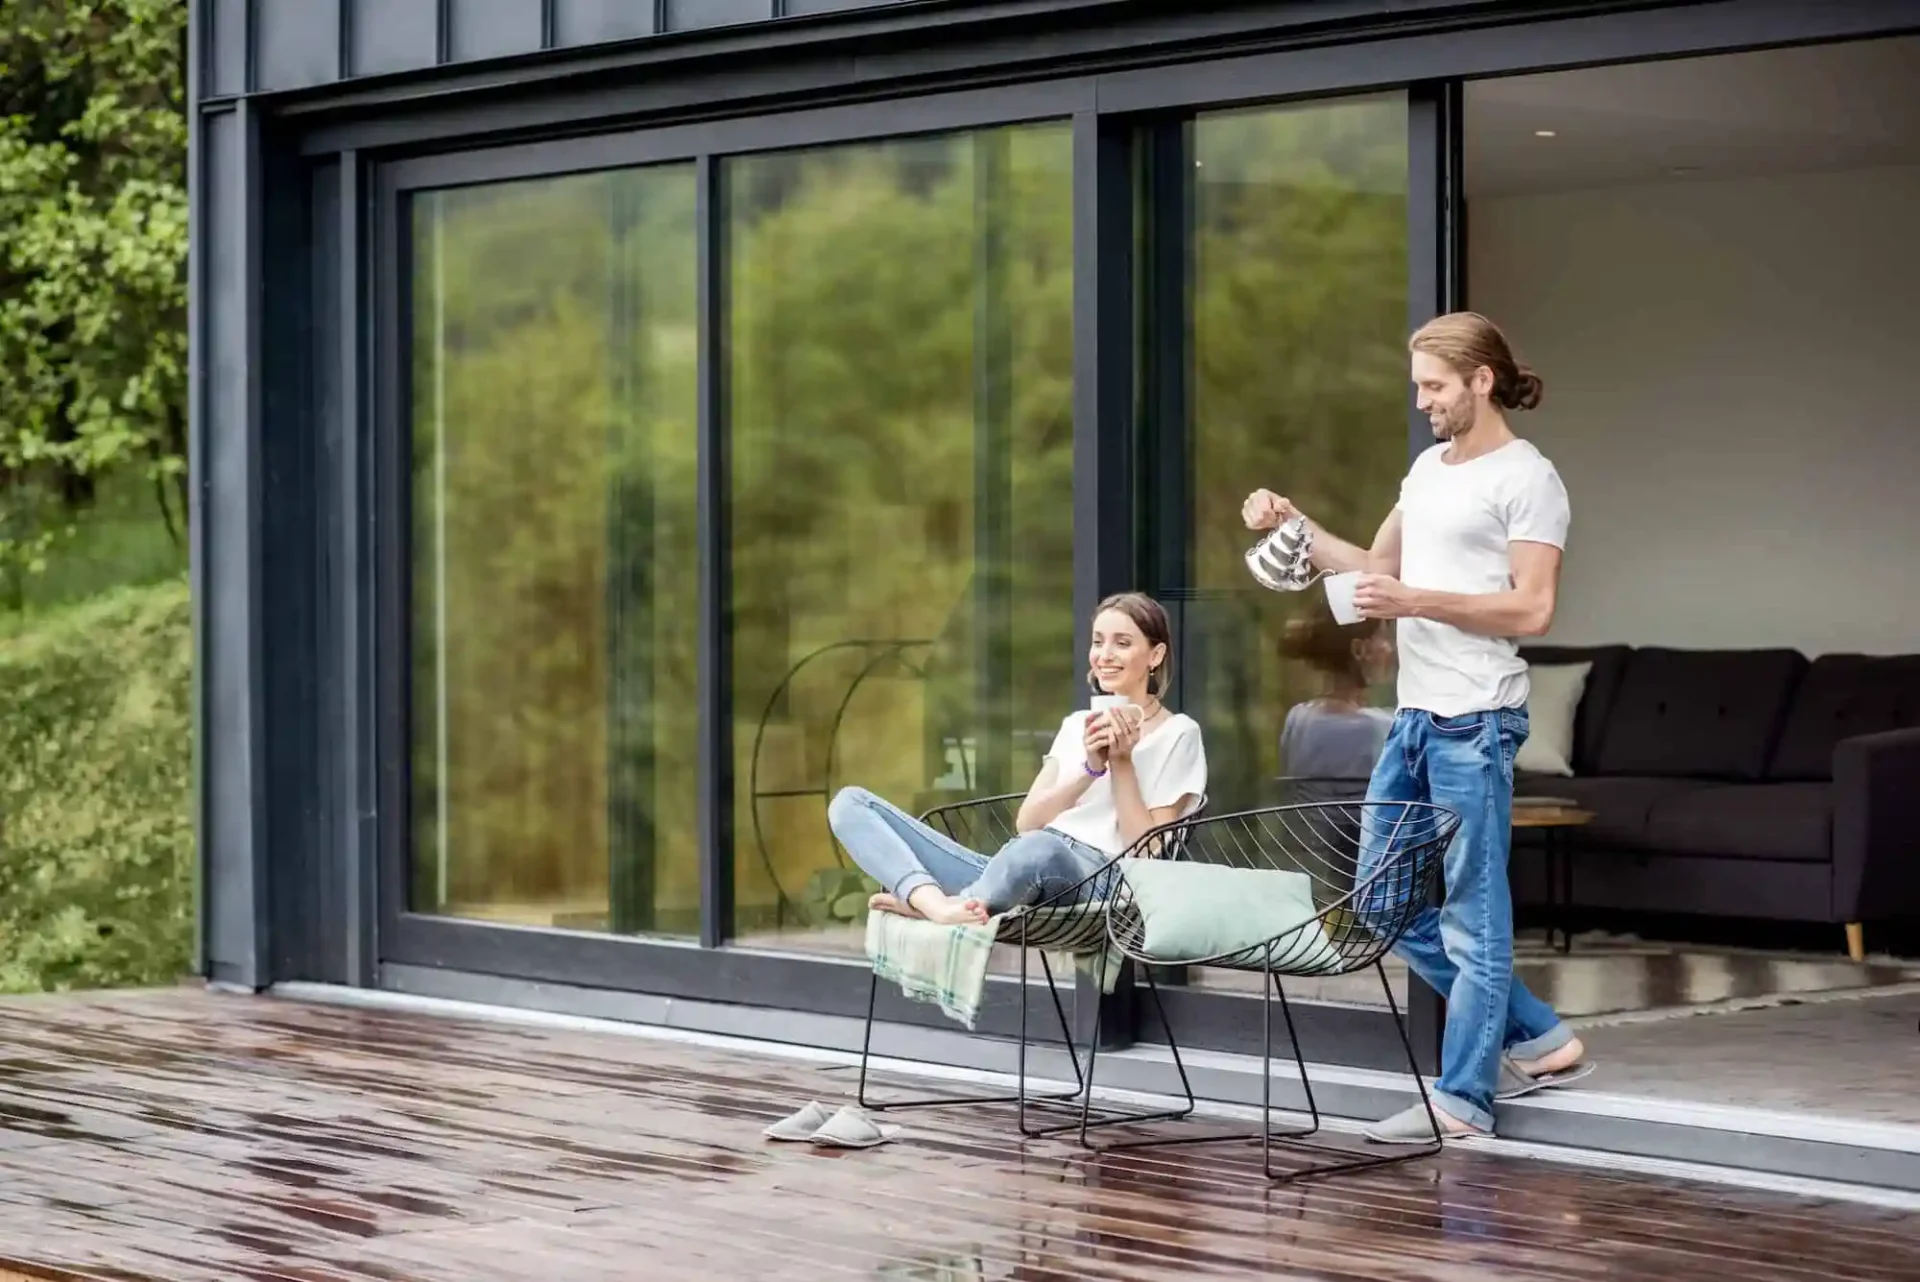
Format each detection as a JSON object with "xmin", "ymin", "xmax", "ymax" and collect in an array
[
  {"xmin": 409, "ymin": 166, "xmax": 702, "ymax": 938},
  {"xmin": 1136, "ymin": 90, "xmax": 1452, "ymax": 1060},
  {"xmin": 724, "ymin": 126, "xmax": 1075, "ymax": 956},
  {"xmin": 375, "ymin": 77, "xmax": 1453, "ymax": 1069}
]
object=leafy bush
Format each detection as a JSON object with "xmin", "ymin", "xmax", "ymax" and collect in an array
[{"xmin": 0, "ymin": 577, "xmax": 192, "ymax": 992}]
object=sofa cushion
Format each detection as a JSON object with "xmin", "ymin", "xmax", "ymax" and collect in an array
[
  {"xmin": 1594, "ymin": 648, "xmax": 1806, "ymax": 780},
  {"xmin": 1514, "ymin": 773, "xmax": 1701, "ymax": 847},
  {"xmin": 1767, "ymin": 654, "xmax": 1920, "ymax": 781},
  {"xmin": 1519, "ymin": 644, "xmax": 1630, "ymax": 775},
  {"xmin": 1642, "ymin": 782, "xmax": 1831, "ymax": 863},
  {"xmin": 1514, "ymin": 661, "xmax": 1590, "ymax": 777}
]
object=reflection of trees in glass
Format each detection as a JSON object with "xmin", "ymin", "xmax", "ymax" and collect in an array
[
  {"xmin": 411, "ymin": 167, "xmax": 700, "ymax": 931},
  {"xmin": 728, "ymin": 125, "xmax": 1074, "ymax": 934},
  {"xmin": 404, "ymin": 100, "xmax": 1408, "ymax": 936},
  {"xmin": 408, "ymin": 124, "xmax": 1074, "ymax": 941},
  {"xmin": 1180, "ymin": 97, "xmax": 1409, "ymax": 809}
]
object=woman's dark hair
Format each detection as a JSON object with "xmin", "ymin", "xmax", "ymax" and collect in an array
[
  {"xmin": 1088, "ymin": 591, "xmax": 1175, "ymax": 698},
  {"xmin": 1278, "ymin": 604, "xmax": 1383, "ymax": 689},
  {"xmin": 1409, "ymin": 311, "xmax": 1544, "ymax": 411}
]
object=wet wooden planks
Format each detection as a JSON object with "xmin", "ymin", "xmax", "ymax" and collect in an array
[{"xmin": 0, "ymin": 988, "xmax": 1911, "ymax": 1281}]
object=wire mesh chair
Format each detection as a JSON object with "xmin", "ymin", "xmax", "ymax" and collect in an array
[
  {"xmin": 857, "ymin": 792, "xmax": 1207, "ymax": 1139},
  {"xmin": 1100, "ymin": 799, "xmax": 1461, "ymax": 1180}
]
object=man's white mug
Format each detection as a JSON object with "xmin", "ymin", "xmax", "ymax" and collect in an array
[{"xmin": 1323, "ymin": 571, "xmax": 1363, "ymax": 625}]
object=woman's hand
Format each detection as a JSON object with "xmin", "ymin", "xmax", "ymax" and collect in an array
[
  {"xmin": 1106, "ymin": 708, "xmax": 1143, "ymax": 762},
  {"xmin": 1082, "ymin": 712, "xmax": 1112, "ymax": 772}
]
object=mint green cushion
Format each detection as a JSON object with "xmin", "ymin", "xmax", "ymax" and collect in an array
[{"xmin": 1118, "ymin": 861, "xmax": 1346, "ymax": 972}]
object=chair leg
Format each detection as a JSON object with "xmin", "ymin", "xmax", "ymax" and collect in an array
[
  {"xmin": 1846, "ymin": 922, "xmax": 1866, "ymax": 963},
  {"xmin": 1023, "ymin": 966, "xmax": 1198, "ymax": 1147},
  {"xmin": 860, "ymin": 949, "xmax": 1086, "ymax": 1117},
  {"xmin": 1069, "ymin": 962, "xmax": 1447, "ymax": 1180},
  {"xmin": 1253, "ymin": 962, "xmax": 1443, "ymax": 1182}
]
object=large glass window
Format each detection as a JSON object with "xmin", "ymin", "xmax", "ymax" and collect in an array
[
  {"xmin": 410, "ymin": 165, "xmax": 701, "ymax": 935},
  {"xmin": 1143, "ymin": 95, "xmax": 1411, "ymax": 1004},
  {"xmin": 726, "ymin": 125, "xmax": 1076, "ymax": 950}
]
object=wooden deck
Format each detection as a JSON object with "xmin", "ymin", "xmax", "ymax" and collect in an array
[{"xmin": 0, "ymin": 990, "xmax": 1914, "ymax": 1281}]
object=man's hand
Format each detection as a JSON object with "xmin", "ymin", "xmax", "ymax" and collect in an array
[
  {"xmin": 1242, "ymin": 489, "xmax": 1303, "ymax": 531},
  {"xmin": 1353, "ymin": 573, "xmax": 1421, "ymax": 620}
]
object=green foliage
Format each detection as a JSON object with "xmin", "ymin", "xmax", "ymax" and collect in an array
[
  {"xmin": 0, "ymin": 0, "xmax": 188, "ymax": 580},
  {"xmin": 0, "ymin": 578, "xmax": 193, "ymax": 992}
]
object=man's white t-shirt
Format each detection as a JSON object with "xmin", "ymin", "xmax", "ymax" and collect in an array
[
  {"xmin": 1042, "ymin": 711, "xmax": 1208, "ymax": 853},
  {"xmin": 1394, "ymin": 438, "xmax": 1570, "ymax": 718}
]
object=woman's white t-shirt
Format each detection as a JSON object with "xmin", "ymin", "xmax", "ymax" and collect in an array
[{"xmin": 1041, "ymin": 711, "xmax": 1208, "ymax": 854}]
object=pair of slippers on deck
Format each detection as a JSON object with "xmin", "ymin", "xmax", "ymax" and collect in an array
[{"xmin": 764, "ymin": 1100, "xmax": 902, "ymax": 1148}]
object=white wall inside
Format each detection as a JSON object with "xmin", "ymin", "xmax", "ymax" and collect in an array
[{"xmin": 1468, "ymin": 163, "xmax": 1920, "ymax": 656}]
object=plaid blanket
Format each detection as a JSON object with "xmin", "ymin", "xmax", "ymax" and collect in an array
[{"xmin": 864, "ymin": 906, "xmax": 1121, "ymax": 1031}]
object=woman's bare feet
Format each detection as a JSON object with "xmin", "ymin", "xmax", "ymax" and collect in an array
[
  {"xmin": 905, "ymin": 889, "xmax": 990, "ymax": 927},
  {"xmin": 868, "ymin": 892, "xmax": 919, "ymax": 919},
  {"xmin": 1515, "ymin": 1035, "xmax": 1586, "ymax": 1077}
]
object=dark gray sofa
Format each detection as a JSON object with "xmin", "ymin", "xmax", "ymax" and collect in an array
[{"xmin": 1513, "ymin": 645, "xmax": 1920, "ymax": 958}]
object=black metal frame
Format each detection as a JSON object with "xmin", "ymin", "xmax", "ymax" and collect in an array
[
  {"xmin": 195, "ymin": 0, "xmax": 1920, "ymax": 1073},
  {"xmin": 1097, "ymin": 801, "xmax": 1461, "ymax": 1181},
  {"xmin": 854, "ymin": 794, "xmax": 1202, "ymax": 1144}
]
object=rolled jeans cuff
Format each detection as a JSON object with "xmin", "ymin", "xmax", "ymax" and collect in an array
[
  {"xmin": 1430, "ymin": 1090, "xmax": 1495, "ymax": 1134},
  {"xmin": 890, "ymin": 871, "xmax": 939, "ymax": 905},
  {"xmin": 1509, "ymin": 1022, "xmax": 1575, "ymax": 1062}
]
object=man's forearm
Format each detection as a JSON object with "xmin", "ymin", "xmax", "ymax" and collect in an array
[
  {"xmin": 1308, "ymin": 522, "xmax": 1373, "ymax": 574},
  {"xmin": 1410, "ymin": 588, "xmax": 1552, "ymax": 639}
]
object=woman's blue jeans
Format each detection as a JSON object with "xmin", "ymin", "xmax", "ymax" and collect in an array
[{"xmin": 827, "ymin": 787, "xmax": 1113, "ymax": 914}]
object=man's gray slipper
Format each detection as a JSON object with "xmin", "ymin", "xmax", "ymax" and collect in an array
[
  {"xmin": 809, "ymin": 1104, "xmax": 903, "ymax": 1149},
  {"xmin": 1363, "ymin": 1102, "xmax": 1486, "ymax": 1146},
  {"xmin": 763, "ymin": 1100, "xmax": 833, "ymax": 1142},
  {"xmin": 1496, "ymin": 1054, "xmax": 1596, "ymax": 1101}
]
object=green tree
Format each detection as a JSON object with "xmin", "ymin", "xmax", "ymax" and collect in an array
[{"xmin": 0, "ymin": 0, "xmax": 188, "ymax": 589}]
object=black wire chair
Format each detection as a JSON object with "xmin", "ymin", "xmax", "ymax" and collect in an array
[
  {"xmin": 1099, "ymin": 799, "xmax": 1461, "ymax": 1181},
  {"xmin": 856, "ymin": 792, "xmax": 1207, "ymax": 1140}
]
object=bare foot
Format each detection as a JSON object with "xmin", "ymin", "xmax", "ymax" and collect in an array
[
  {"xmin": 914, "ymin": 894, "xmax": 990, "ymax": 927},
  {"xmin": 868, "ymin": 893, "xmax": 919, "ymax": 919},
  {"xmin": 1515, "ymin": 1035, "xmax": 1585, "ymax": 1077}
]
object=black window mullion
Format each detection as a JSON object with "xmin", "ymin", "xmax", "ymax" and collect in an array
[
  {"xmin": 1404, "ymin": 79, "xmax": 1465, "ymax": 1076},
  {"xmin": 696, "ymin": 154, "xmax": 734, "ymax": 950},
  {"xmin": 1070, "ymin": 111, "xmax": 1139, "ymax": 1050}
]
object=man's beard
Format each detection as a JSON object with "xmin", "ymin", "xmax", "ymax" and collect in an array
[{"xmin": 1432, "ymin": 398, "xmax": 1476, "ymax": 440}]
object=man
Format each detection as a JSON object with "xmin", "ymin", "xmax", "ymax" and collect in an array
[{"xmin": 1242, "ymin": 311, "xmax": 1592, "ymax": 1143}]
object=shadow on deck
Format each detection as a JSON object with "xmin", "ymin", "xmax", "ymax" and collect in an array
[{"xmin": 0, "ymin": 988, "xmax": 1913, "ymax": 1280}]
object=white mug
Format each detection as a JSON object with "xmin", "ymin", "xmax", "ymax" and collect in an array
[
  {"xmin": 1089, "ymin": 693, "xmax": 1138, "ymax": 729},
  {"xmin": 1323, "ymin": 571, "xmax": 1363, "ymax": 625}
]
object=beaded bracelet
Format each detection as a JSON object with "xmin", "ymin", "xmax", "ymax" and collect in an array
[{"xmin": 1083, "ymin": 761, "xmax": 1107, "ymax": 779}]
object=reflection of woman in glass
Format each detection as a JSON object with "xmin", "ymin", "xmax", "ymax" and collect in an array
[
  {"xmin": 1277, "ymin": 607, "xmax": 1395, "ymax": 796},
  {"xmin": 828, "ymin": 593, "xmax": 1208, "ymax": 927}
]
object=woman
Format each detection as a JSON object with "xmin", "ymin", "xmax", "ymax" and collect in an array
[
  {"xmin": 1277, "ymin": 606, "xmax": 1395, "ymax": 801},
  {"xmin": 828, "ymin": 592, "xmax": 1207, "ymax": 927}
]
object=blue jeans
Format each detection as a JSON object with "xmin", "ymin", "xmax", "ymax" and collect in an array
[
  {"xmin": 1359, "ymin": 707, "xmax": 1573, "ymax": 1131},
  {"xmin": 826, "ymin": 787, "xmax": 1115, "ymax": 914}
]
